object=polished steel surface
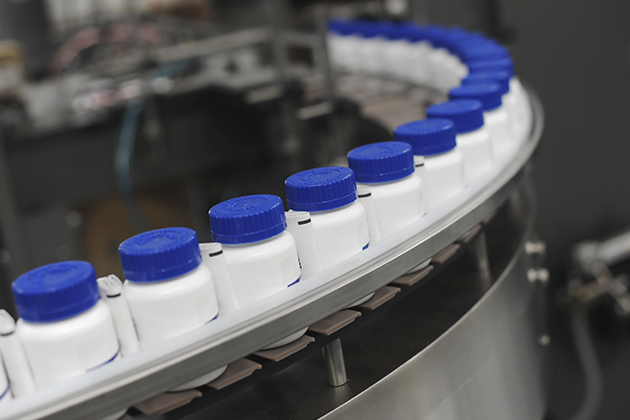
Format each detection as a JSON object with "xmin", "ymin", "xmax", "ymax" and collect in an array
[
  {"xmin": 0, "ymin": 89, "xmax": 544, "ymax": 420},
  {"xmin": 323, "ymin": 339, "xmax": 348, "ymax": 387},
  {"xmin": 320, "ymin": 196, "xmax": 546, "ymax": 420}
]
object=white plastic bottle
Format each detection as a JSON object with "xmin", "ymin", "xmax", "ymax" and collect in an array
[
  {"xmin": 405, "ymin": 26, "xmax": 433, "ymax": 85},
  {"xmin": 327, "ymin": 19, "xmax": 360, "ymax": 72},
  {"xmin": 120, "ymin": 227, "xmax": 225, "ymax": 389},
  {"xmin": 464, "ymin": 59, "xmax": 526, "ymax": 132},
  {"xmin": 423, "ymin": 26, "xmax": 464, "ymax": 92},
  {"xmin": 12, "ymin": 261, "xmax": 120, "ymax": 390},
  {"xmin": 427, "ymin": 99, "xmax": 493, "ymax": 183},
  {"xmin": 448, "ymin": 83, "xmax": 511, "ymax": 160},
  {"xmin": 393, "ymin": 119, "xmax": 465, "ymax": 212},
  {"xmin": 354, "ymin": 21, "xmax": 387, "ymax": 75},
  {"xmin": 380, "ymin": 24, "xmax": 413, "ymax": 80},
  {"xmin": 461, "ymin": 69, "xmax": 517, "ymax": 138},
  {"xmin": 285, "ymin": 167, "xmax": 370, "ymax": 267},
  {"xmin": 0, "ymin": 361, "xmax": 11, "ymax": 405},
  {"xmin": 347, "ymin": 141, "xmax": 425, "ymax": 238},
  {"xmin": 209, "ymin": 194, "xmax": 306, "ymax": 348},
  {"xmin": 285, "ymin": 167, "xmax": 372, "ymax": 306}
]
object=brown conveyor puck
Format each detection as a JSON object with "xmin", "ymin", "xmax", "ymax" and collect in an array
[
  {"xmin": 481, "ymin": 210, "xmax": 498, "ymax": 225},
  {"xmin": 253, "ymin": 335, "xmax": 315, "ymax": 362},
  {"xmin": 308, "ymin": 310, "xmax": 362, "ymax": 336},
  {"xmin": 133, "ymin": 389, "xmax": 202, "ymax": 416},
  {"xmin": 359, "ymin": 286, "xmax": 401, "ymax": 310},
  {"xmin": 207, "ymin": 358, "xmax": 262, "ymax": 390},
  {"xmin": 392, "ymin": 264, "xmax": 433, "ymax": 287},
  {"xmin": 431, "ymin": 244, "xmax": 461, "ymax": 265},
  {"xmin": 457, "ymin": 224, "xmax": 482, "ymax": 244}
]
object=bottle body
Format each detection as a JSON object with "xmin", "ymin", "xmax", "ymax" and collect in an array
[
  {"xmin": 484, "ymin": 105, "xmax": 512, "ymax": 160},
  {"xmin": 0, "ymin": 363, "xmax": 11, "ymax": 405},
  {"xmin": 419, "ymin": 148, "xmax": 466, "ymax": 212},
  {"xmin": 456, "ymin": 127, "xmax": 493, "ymax": 183},
  {"xmin": 327, "ymin": 33, "xmax": 359, "ymax": 72},
  {"xmin": 359, "ymin": 174, "xmax": 425, "ymax": 238},
  {"xmin": 356, "ymin": 36, "xmax": 386, "ymax": 74},
  {"xmin": 221, "ymin": 231, "xmax": 301, "ymax": 308},
  {"xmin": 123, "ymin": 265, "xmax": 219, "ymax": 350},
  {"xmin": 124, "ymin": 264, "xmax": 224, "ymax": 389},
  {"xmin": 222, "ymin": 231, "xmax": 304, "ymax": 348},
  {"xmin": 382, "ymin": 39, "xmax": 410, "ymax": 79},
  {"xmin": 406, "ymin": 41, "xmax": 432, "ymax": 85},
  {"xmin": 510, "ymin": 77, "xmax": 531, "ymax": 140},
  {"xmin": 310, "ymin": 201, "xmax": 370, "ymax": 269},
  {"xmin": 16, "ymin": 301, "xmax": 119, "ymax": 390}
]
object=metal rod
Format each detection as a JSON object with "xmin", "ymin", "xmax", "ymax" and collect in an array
[
  {"xmin": 322, "ymin": 338, "xmax": 348, "ymax": 387},
  {"xmin": 471, "ymin": 231, "xmax": 492, "ymax": 288},
  {"xmin": 314, "ymin": 6, "xmax": 346, "ymax": 161}
]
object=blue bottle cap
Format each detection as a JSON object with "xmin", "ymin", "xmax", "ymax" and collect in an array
[
  {"xmin": 119, "ymin": 227, "xmax": 202, "ymax": 282},
  {"xmin": 209, "ymin": 194, "xmax": 286, "ymax": 244},
  {"xmin": 381, "ymin": 22, "xmax": 414, "ymax": 41},
  {"xmin": 459, "ymin": 44, "xmax": 511, "ymax": 63},
  {"xmin": 423, "ymin": 25, "xmax": 449, "ymax": 48},
  {"xmin": 347, "ymin": 142, "xmax": 414, "ymax": 183},
  {"xmin": 354, "ymin": 21, "xmax": 381, "ymax": 39},
  {"xmin": 393, "ymin": 119, "xmax": 457, "ymax": 156},
  {"xmin": 426, "ymin": 100, "xmax": 485, "ymax": 134},
  {"xmin": 467, "ymin": 58, "xmax": 515, "ymax": 78},
  {"xmin": 407, "ymin": 25, "xmax": 429, "ymax": 42},
  {"xmin": 327, "ymin": 19, "xmax": 345, "ymax": 34},
  {"xmin": 285, "ymin": 167, "xmax": 357, "ymax": 212},
  {"xmin": 449, "ymin": 83, "xmax": 503, "ymax": 112},
  {"xmin": 462, "ymin": 70, "xmax": 511, "ymax": 95},
  {"xmin": 12, "ymin": 261, "xmax": 100, "ymax": 323}
]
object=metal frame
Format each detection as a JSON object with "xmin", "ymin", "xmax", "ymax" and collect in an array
[
  {"xmin": 0, "ymin": 88, "xmax": 543, "ymax": 420},
  {"xmin": 321, "ymin": 180, "xmax": 546, "ymax": 420}
]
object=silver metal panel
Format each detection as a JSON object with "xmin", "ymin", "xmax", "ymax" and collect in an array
[
  {"xmin": 320, "ymin": 215, "xmax": 546, "ymax": 420},
  {"xmin": 0, "ymin": 89, "xmax": 544, "ymax": 420}
]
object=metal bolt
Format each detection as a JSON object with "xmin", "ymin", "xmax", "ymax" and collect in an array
[
  {"xmin": 539, "ymin": 334, "xmax": 551, "ymax": 346},
  {"xmin": 525, "ymin": 240, "xmax": 546, "ymax": 257},
  {"xmin": 528, "ymin": 268, "xmax": 549, "ymax": 284}
]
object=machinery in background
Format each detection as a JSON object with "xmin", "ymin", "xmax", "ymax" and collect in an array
[{"xmin": 0, "ymin": 1, "xmax": 427, "ymax": 314}]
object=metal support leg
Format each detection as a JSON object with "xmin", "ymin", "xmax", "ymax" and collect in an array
[
  {"xmin": 322, "ymin": 338, "xmax": 348, "ymax": 387},
  {"xmin": 471, "ymin": 231, "xmax": 492, "ymax": 288}
]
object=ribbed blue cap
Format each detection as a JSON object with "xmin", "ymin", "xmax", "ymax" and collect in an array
[
  {"xmin": 449, "ymin": 83, "xmax": 503, "ymax": 111},
  {"xmin": 347, "ymin": 142, "xmax": 414, "ymax": 183},
  {"xmin": 354, "ymin": 21, "xmax": 381, "ymax": 39},
  {"xmin": 285, "ymin": 167, "xmax": 357, "ymax": 212},
  {"xmin": 423, "ymin": 25, "xmax": 449, "ymax": 48},
  {"xmin": 407, "ymin": 25, "xmax": 429, "ymax": 42},
  {"xmin": 467, "ymin": 58, "xmax": 515, "ymax": 78},
  {"xmin": 381, "ymin": 22, "xmax": 415, "ymax": 41},
  {"xmin": 459, "ymin": 44, "xmax": 511, "ymax": 63},
  {"xmin": 440, "ymin": 30, "xmax": 487, "ymax": 53},
  {"xmin": 119, "ymin": 227, "xmax": 202, "ymax": 282},
  {"xmin": 13, "ymin": 261, "xmax": 100, "ymax": 323},
  {"xmin": 328, "ymin": 19, "xmax": 359, "ymax": 36},
  {"xmin": 426, "ymin": 100, "xmax": 485, "ymax": 134},
  {"xmin": 209, "ymin": 195, "xmax": 286, "ymax": 244},
  {"xmin": 462, "ymin": 70, "xmax": 511, "ymax": 95},
  {"xmin": 393, "ymin": 119, "xmax": 457, "ymax": 156}
]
